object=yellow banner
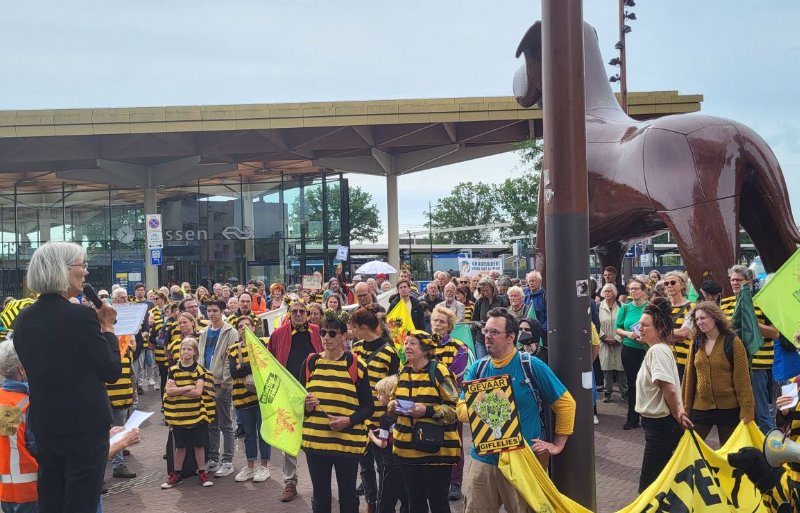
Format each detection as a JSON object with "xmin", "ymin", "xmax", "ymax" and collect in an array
[{"xmin": 498, "ymin": 422, "xmax": 767, "ymax": 512}]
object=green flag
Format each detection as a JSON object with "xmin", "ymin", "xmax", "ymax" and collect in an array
[
  {"xmin": 754, "ymin": 248, "xmax": 800, "ymax": 347},
  {"xmin": 452, "ymin": 323, "xmax": 476, "ymax": 357},
  {"xmin": 244, "ymin": 328, "xmax": 307, "ymax": 456},
  {"xmin": 733, "ymin": 283, "xmax": 764, "ymax": 356}
]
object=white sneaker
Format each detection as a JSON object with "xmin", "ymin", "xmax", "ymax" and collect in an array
[
  {"xmin": 593, "ymin": 415, "xmax": 600, "ymax": 425},
  {"xmin": 206, "ymin": 460, "xmax": 220, "ymax": 473},
  {"xmin": 215, "ymin": 462, "xmax": 234, "ymax": 477},
  {"xmin": 235, "ymin": 467, "xmax": 256, "ymax": 482},
  {"xmin": 253, "ymin": 466, "xmax": 271, "ymax": 482},
  {"xmin": 149, "ymin": 378, "xmax": 156, "ymax": 387}
]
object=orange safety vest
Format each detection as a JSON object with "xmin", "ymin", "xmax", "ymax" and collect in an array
[{"xmin": 0, "ymin": 389, "xmax": 38, "ymax": 503}]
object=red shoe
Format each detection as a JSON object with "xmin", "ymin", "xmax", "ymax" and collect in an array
[
  {"xmin": 161, "ymin": 472, "xmax": 182, "ymax": 489},
  {"xmin": 198, "ymin": 470, "xmax": 214, "ymax": 487}
]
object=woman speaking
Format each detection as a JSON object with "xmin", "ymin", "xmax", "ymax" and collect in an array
[{"xmin": 13, "ymin": 242, "xmax": 121, "ymax": 513}]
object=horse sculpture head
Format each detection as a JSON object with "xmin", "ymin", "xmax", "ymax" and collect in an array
[{"xmin": 513, "ymin": 21, "xmax": 542, "ymax": 109}]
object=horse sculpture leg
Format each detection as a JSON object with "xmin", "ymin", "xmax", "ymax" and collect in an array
[
  {"xmin": 595, "ymin": 242, "xmax": 628, "ymax": 281},
  {"xmin": 659, "ymin": 197, "xmax": 740, "ymax": 296}
]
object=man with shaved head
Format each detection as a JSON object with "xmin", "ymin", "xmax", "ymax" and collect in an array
[{"xmin": 354, "ymin": 282, "xmax": 385, "ymax": 313}]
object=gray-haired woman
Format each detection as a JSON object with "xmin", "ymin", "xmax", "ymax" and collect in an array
[
  {"xmin": 12, "ymin": 241, "xmax": 121, "ymax": 513},
  {"xmin": 598, "ymin": 283, "xmax": 626, "ymax": 402}
]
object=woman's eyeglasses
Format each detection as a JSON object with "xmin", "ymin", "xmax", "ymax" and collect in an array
[
  {"xmin": 665, "ymin": 280, "xmax": 678, "ymax": 286},
  {"xmin": 319, "ymin": 329, "xmax": 342, "ymax": 338}
]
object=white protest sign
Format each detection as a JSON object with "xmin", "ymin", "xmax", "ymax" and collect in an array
[{"xmin": 458, "ymin": 257, "xmax": 503, "ymax": 277}]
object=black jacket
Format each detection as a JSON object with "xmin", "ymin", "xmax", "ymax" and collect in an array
[
  {"xmin": 13, "ymin": 294, "xmax": 121, "ymax": 438},
  {"xmin": 388, "ymin": 296, "xmax": 426, "ymax": 331}
]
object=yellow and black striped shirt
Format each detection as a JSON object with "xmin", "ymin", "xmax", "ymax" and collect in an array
[
  {"xmin": 302, "ymin": 353, "xmax": 372, "ymax": 457},
  {"xmin": 352, "ymin": 336, "xmax": 400, "ymax": 427},
  {"xmin": 671, "ymin": 302, "xmax": 694, "ymax": 370},
  {"xmin": 163, "ymin": 362, "xmax": 212, "ymax": 427},
  {"xmin": 463, "ymin": 304, "xmax": 474, "ymax": 322},
  {"xmin": 227, "ymin": 339, "xmax": 267, "ymax": 410},
  {"xmin": 391, "ymin": 361, "xmax": 461, "ymax": 465},
  {"xmin": 106, "ymin": 346, "xmax": 134, "ymax": 410},
  {"xmin": 166, "ymin": 330, "xmax": 200, "ymax": 368},
  {"xmin": 721, "ymin": 295, "xmax": 774, "ymax": 370}
]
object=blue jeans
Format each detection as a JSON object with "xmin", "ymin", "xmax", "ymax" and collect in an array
[
  {"xmin": 239, "ymin": 405, "xmax": 271, "ymax": 462},
  {"xmin": 751, "ymin": 369, "xmax": 776, "ymax": 434},
  {"xmin": 1, "ymin": 502, "xmax": 38, "ymax": 513}
]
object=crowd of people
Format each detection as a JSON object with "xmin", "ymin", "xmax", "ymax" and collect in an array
[{"xmin": 1, "ymin": 240, "xmax": 799, "ymax": 513}]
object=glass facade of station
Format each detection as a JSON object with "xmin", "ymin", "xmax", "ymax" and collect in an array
[{"xmin": 0, "ymin": 174, "xmax": 348, "ymax": 296}]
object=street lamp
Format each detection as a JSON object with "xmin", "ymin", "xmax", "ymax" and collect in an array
[{"xmin": 609, "ymin": 0, "xmax": 638, "ymax": 112}]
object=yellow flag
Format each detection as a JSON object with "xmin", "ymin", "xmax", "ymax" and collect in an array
[
  {"xmin": 498, "ymin": 422, "xmax": 767, "ymax": 512},
  {"xmin": 244, "ymin": 327, "xmax": 307, "ymax": 456},
  {"xmin": 754, "ymin": 247, "xmax": 800, "ymax": 345},
  {"xmin": 386, "ymin": 300, "xmax": 414, "ymax": 363}
]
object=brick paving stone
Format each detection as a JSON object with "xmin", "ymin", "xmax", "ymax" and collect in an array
[{"xmin": 103, "ymin": 383, "xmax": 718, "ymax": 513}]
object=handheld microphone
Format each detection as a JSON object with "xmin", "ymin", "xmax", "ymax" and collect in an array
[{"xmin": 82, "ymin": 283, "xmax": 104, "ymax": 309}]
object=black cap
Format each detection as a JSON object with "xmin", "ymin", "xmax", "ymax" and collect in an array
[{"xmin": 700, "ymin": 279, "xmax": 722, "ymax": 295}]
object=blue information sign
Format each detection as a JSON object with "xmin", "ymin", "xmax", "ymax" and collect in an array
[{"xmin": 150, "ymin": 248, "xmax": 162, "ymax": 266}]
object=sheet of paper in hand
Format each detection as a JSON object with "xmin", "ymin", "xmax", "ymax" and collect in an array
[
  {"xmin": 112, "ymin": 302, "xmax": 149, "ymax": 336},
  {"xmin": 464, "ymin": 374, "xmax": 524, "ymax": 455}
]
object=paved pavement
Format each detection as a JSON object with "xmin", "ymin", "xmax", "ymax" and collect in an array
[{"xmin": 103, "ymin": 384, "xmax": 719, "ymax": 513}]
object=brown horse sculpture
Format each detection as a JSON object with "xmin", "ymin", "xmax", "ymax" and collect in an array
[{"xmin": 513, "ymin": 21, "xmax": 800, "ymax": 292}]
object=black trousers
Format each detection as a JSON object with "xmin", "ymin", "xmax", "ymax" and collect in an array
[
  {"xmin": 359, "ymin": 442, "xmax": 383, "ymax": 505},
  {"xmin": 36, "ymin": 428, "xmax": 109, "ymax": 513},
  {"xmin": 378, "ymin": 462, "xmax": 408, "ymax": 513},
  {"xmin": 639, "ymin": 416, "xmax": 682, "ymax": 493},
  {"xmin": 306, "ymin": 451, "xmax": 360, "ymax": 513},
  {"xmin": 158, "ymin": 364, "xmax": 169, "ymax": 400},
  {"xmin": 621, "ymin": 345, "xmax": 647, "ymax": 425},
  {"xmin": 400, "ymin": 464, "xmax": 452, "ymax": 513}
]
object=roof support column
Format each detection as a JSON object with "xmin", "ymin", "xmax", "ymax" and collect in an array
[
  {"xmin": 386, "ymin": 172, "xmax": 400, "ymax": 284},
  {"xmin": 144, "ymin": 171, "xmax": 159, "ymax": 292},
  {"xmin": 242, "ymin": 184, "xmax": 255, "ymax": 262}
]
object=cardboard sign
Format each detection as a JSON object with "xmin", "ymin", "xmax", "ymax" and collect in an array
[
  {"xmin": 302, "ymin": 274, "xmax": 322, "ymax": 291},
  {"xmin": 464, "ymin": 374, "xmax": 524, "ymax": 455}
]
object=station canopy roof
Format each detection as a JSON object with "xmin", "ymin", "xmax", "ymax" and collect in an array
[{"xmin": 0, "ymin": 91, "xmax": 702, "ymax": 204}]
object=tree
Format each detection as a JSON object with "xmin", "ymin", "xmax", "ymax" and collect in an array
[
  {"xmin": 294, "ymin": 183, "xmax": 382, "ymax": 243},
  {"xmin": 492, "ymin": 139, "xmax": 543, "ymax": 239},
  {"xmin": 425, "ymin": 182, "xmax": 500, "ymax": 244}
]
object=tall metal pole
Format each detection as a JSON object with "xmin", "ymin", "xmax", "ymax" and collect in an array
[
  {"xmin": 618, "ymin": 0, "xmax": 628, "ymax": 113},
  {"xmin": 541, "ymin": 0, "xmax": 596, "ymax": 509},
  {"xmin": 428, "ymin": 201, "xmax": 434, "ymax": 280}
]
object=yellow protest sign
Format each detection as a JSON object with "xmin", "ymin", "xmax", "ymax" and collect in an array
[
  {"xmin": 498, "ymin": 422, "xmax": 768, "ymax": 512},
  {"xmin": 464, "ymin": 375, "xmax": 524, "ymax": 455}
]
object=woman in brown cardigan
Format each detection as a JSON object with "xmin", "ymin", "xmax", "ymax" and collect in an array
[{"xmin": 682, "ymin": 302, "xmax": 754, "ymax": 445}]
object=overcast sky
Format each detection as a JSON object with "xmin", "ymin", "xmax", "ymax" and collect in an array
[{"xmin": 2, "ymin": 1, "xmax": 798, "ymax": 238}]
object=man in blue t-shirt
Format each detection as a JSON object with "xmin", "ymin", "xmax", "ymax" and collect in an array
[
  {"xmin": 457, "ymin": 308, "xmax": 576, "ymax": 513},
  {"xmin": 198, "ymin": 300, "xmax": 239, "ymax": 478}
]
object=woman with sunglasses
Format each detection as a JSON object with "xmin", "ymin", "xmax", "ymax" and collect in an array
[
  {"xmin": 616, "ymin": 277, "xmax": 649, "ymax": 431},
  {"xmin": 303, "ymin": 309, "xmax": 374, "ymax": 513},
  {"xmin": 663, "ymin": 271, "xmax": 694, "ymax": 380}
]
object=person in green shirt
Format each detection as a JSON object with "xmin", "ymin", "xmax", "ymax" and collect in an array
[{"xmin": 616, "ymin": 277, "xmax": 649, "ymax": 431}]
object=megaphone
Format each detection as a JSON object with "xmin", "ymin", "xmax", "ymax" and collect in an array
[{"xmin": 763, "ymin": 429, "xmax": 800, "ymax": 468}]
